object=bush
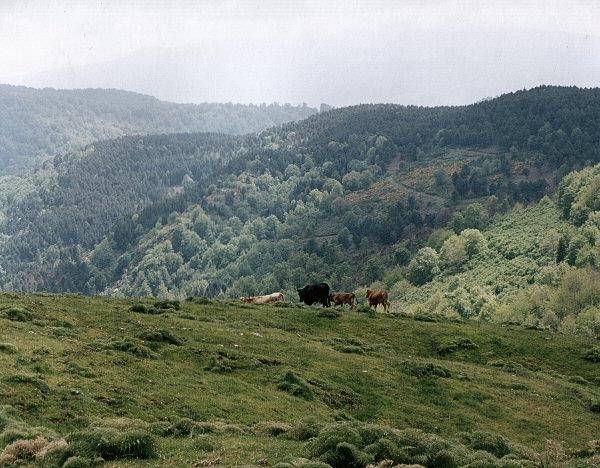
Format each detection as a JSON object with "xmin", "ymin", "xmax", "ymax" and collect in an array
[
  {"xmin": 154, "ymin": 299, "xmax": 181, "ymax": 310},
  {"xmin": 138, "ymin": 329, "xmax": 183, "ymax": 346},
  {"xmin": 67, "ymin": 428, "xmax": 158, "ymax": 460},
  {"xmin": 277, "ymin": 371, "xmax": 314, "ymax": 400},
  {"xmin": 3, "ymin": 307, "xmax": 33, "ymax": 322}
]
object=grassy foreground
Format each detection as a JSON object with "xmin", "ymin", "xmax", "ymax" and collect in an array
[{"xmin": 0, "ymin": 293, "xmax": 599, "ymax": 466}]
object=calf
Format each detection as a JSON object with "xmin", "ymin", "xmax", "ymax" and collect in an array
[
  {"xmin": 329, "ymin": 292, "xmax": 356, "ymax": 309},
  {"xmin": 366, "ymin": 289, "xmax": 390, "ymax": 313}
]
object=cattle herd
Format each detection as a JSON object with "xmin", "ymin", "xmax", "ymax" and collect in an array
[{"xmin": 240, "ymin": 283, "xmax": 391, "ymax": 312}]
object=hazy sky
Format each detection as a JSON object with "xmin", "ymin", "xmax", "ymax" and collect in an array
[{"xmin": 1, "ymin": 0, "xmax": 600, "ymax": 106}]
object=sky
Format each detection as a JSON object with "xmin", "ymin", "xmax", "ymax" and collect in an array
[{"xmin": 1, "ymin": 0, "xmax": 600, "ymax": 107}]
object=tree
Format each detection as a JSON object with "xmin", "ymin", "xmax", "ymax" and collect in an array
[
  {"xmin": 440, "ymin": 235, "xmax": 467, "ymax": 273},
  {"xmin": 407, "ymin": 247, "xmax": 440, "ymax": 285}
]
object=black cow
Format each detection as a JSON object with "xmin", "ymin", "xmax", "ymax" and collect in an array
[{"xmin": 297, "ymin": 283, "xmax": 330, "ymax": 307}]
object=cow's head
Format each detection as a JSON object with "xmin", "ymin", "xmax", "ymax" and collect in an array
[
  {"xmin": 366, "ymin": 289, "xmax": 371, "ymax": 298},
  {"xmin": 297, "ymin": 288, "xmax": 305, "ymax": 300}
]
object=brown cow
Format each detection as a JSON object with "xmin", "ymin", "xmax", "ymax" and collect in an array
[
  {"xmin": 329, "ymin": 292, "xmax": 356, "ymax": 309},
  {"xmin": 240, "ymin": 292, "xmax": 284, "ymax": 304},
  {"xmin": 366, "ymin": 289, "xmax": 390, "ymax": 313}
]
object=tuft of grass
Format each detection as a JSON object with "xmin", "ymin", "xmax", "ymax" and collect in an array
[
  {"xmin": 401, "ymin": 361, "xmax": 452, "ymax": 378},
  {"xmin": 62, "ymin": 456, "xmax": 104, "ymax": 467},
  {"xmin": 317, "ymin": 309, "xmax": 340, "ymax": 319},
  {"xmin": 204, "ymin": 355, "xmax": 233, "ymax": 373},
  {"xmin": 325, "ymin": 337, "xmax": 369, "ymax": 355},
  {"xmin": 67, "ymin": 363, "xmax": 96, "ymax": 378},
  {"xmin": 4, "ymin": 375, "xmax": 50, "ymax": 394},
  {"xmin": 0, "ymin": 343, "xmax": 18, "ymax": 354},
  {"xmin": 460, "ymin": 430, "xmax": 513, "ymax": 458},
  {"xmin": 435, "ymin": 337, "xmax": 478, "ymax": 355},
  {"xmin": 67, "ymin": 428, "xmax": 158, "ymax": 460},
  {"xmin": 277, "ymin": 371, "xmax": 314, "ymax": 400},
  {"xmin": 254, "ymin": 421, "xmax": 293, "ymax": 437},
  {"xmin": 103, "ymin": 340, "xmax": 157, "ymax": 358},
  {"xmin": 584, "ymin": 347, "xmax": 600, "ymax": 363},
  {"xmin": 138, "ymin": 329, "xmax": 183, "ymax": 346},
  {"xmin": 3, "ymin": 307, "xmax": 34, "ymax": 322}
]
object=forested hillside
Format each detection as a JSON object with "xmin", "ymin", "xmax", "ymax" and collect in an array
[
  {"xmin": 0, "ymin": 86, "xmax": 599, "ymax": 333},
  {"xmin": 0, "ymin": 85, "xmax": 316, "ymax": 173}
]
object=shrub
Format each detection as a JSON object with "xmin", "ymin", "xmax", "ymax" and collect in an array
[
  {"xmin": 154, "ymin": 300, "xmax": 181, "ymax": 310},
  {"xmin": 3, "ymin": 307, "xmax": 33, "ymax": 322},
  {"xmin": 277, "ymin": 371, "xmax": 314, "ymax": 400},
  {"xmin": 67, "ymin": 428, "xmax": 157, "ymax": 460},
  {"xmin": 138, "ymin": 329, "xmax": 183, "ymax": 346},
  {"xmin": 0, "ymin": 343, "xmax": 18, "ymax": 354}
]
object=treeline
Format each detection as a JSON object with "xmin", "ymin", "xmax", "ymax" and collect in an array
[
  {"xmin": 0, "ymin": 86, "xmax": 599, "ymax": 299},
  {"xmin": 0, "ymin": 85, "xmax": 317, "ymax": 173}
]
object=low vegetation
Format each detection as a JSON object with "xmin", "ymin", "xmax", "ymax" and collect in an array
[{"xmin": 0, "ymin": 293, "xmax": 598, "ymax": 465}]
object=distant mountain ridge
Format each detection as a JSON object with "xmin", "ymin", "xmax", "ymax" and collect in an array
[{"xmin": 0, "ymin": 84, "xmax": 317, "ymax": 173}]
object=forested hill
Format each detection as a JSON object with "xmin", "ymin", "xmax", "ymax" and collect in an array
[
  {"xmin": 0, "ymin": 86, "xmax": 599, "ymax": 312},
  {"xmin": 0, "ymin": 85, "xmax": 317, "ymax": 173}
]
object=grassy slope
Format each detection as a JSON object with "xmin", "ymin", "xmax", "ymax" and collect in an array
[{"xmin": 0, "ymin": 294, "xmax": 599, "ymax": 465}]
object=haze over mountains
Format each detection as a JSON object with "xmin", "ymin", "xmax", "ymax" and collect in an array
[
  {"xmin": 0, "ymin": 85, "xmax": 316, "ymax": 173},
  {"xmin": 10, "ymin": 29, "xmax": 600, "ymax": 107}
]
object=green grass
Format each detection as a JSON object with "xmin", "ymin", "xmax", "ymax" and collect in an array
[{"xmin": 0, "ymin": 293, "xmax": 598, "ymax": 465}]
